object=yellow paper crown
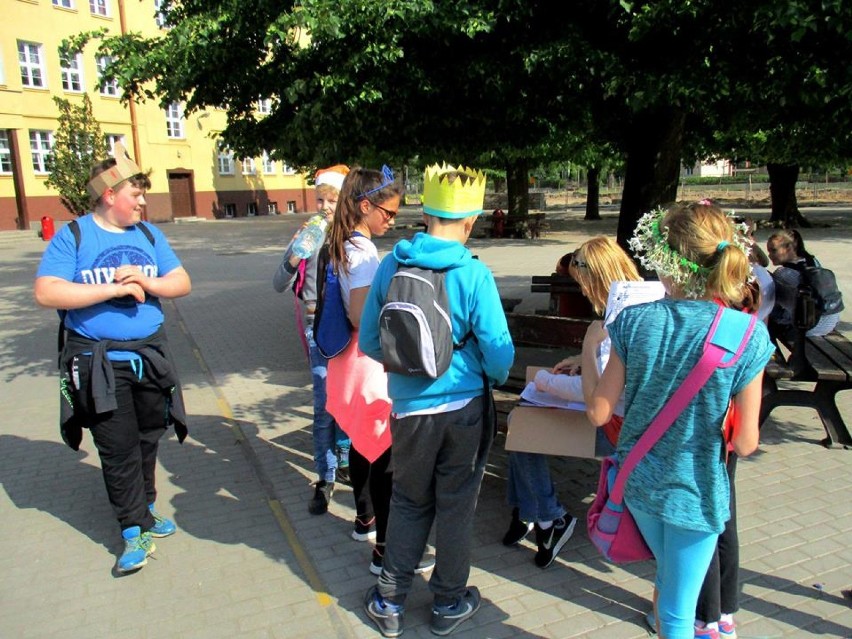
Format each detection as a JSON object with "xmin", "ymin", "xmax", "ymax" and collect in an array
[
  {"xmin": 422, "ymin": 163, "xmax": 487, "ymax": 219},
  {"xmin": 87, "ymin": 142, "xmax": 143, "ymax": 200}
]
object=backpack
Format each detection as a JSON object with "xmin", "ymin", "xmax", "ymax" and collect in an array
[
  {"xmin": 379, "ymin": 264, "xmax": 469, "ymax": 378},
  {"xmin": 787, "ymin": 261, "xmax": 844, "ymax": 330},
  {"xmin": 58, "ymin": 219, "xmax": 156, "ymax": 358},
  {"xmin": 313, "ymin": 245, "xmax": 353, "ymax": 358}
]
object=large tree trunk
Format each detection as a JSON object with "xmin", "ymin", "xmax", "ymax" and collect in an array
[
  {"xmin": 617, "ymin": 109, "xmax": 686, "ymax": 251},
  {"xmin": 506, "ymin": 158, "xmax": 530, "ymax": 220},
  {"xmin": 585, "ymin": 165, "xmax": 601, "ymax": 220},
  {"xmin": 767, "ymin": 163, "xmax": 810, "ymax": 227}
]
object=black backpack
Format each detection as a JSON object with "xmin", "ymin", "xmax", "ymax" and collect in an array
[
  {"xmin": 379, "ymin": 265, "xmax": 469, "ymax": 378},
  {"xmin": 787, "ymin": 261, "xmax": 844, "ymax": 330}
]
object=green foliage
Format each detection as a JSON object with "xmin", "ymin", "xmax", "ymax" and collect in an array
[{"xmin": 45, "ymin": 95, "xmax": 110, "ymax": 216}]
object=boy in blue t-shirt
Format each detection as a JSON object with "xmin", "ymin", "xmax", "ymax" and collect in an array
[{"xmin": 35, "ymin": 144, "xmax": 191, "ymax": 574}]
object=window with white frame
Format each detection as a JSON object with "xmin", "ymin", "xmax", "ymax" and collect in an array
[
  {"xmin": 241, "ymin": 157, "xmax": 256, "ymax": 175},
  {"xmin": 247, "ymin": 202, "xmax": 258, "ymax": 216},
  {"xmin": 267, "ymin": 201, "xmax": 278, "ymax": 215},
  {"xmin": 18, "ymin": 42, "xmax": 46, "ymax": 88},
  {"xmin": 165, "ymin": 102, "xmax": 184, "ymax": 138},
  {"xmin": 96, "ymin": 56, "xmax": 119, "ymax": 96},
  {"xmin": 60, "ymin": 53, "xmax": 85, "ymax": 93},
  {"xmin": 53, "ymin": 0, "xmax": 75, "ymax": 8},
  {"xmin": 282, "ymin": 163, "xmax": 297, "ymax": 175},
  {"xmin": 89, "ymin": 0, "xmax": 109, "ymax": 17},
  {"xmin": 217, "ymin": 146, "xmax": 234, "ymax": 175},
  {"xmin": 257, "ymin": 99, "xmax": 272, "ymax": 115},
  {"xmin": 0, "ymin": 131, "xmax": 12, "ymax": 174},
  {"xmin": 105, "ymin": 134, "xmax": 126, "ymax": 154},
  {"xmin": 262, "ymin": 152, "xmax": 275, "ymax": 174},
  {"xmin": 29, "ymin": 130, "xmax": 53, "ymax": 174},
  {"xmin": 222, "ymin": 203, "xmax": 236, "ymax": 218},
  {"xmin": 287, "ymin": 200, "xmax": 296, "ymax": 213},
  {"xmin": 154, "ymin": 0, "xmax": 168, "ymax": 28}
]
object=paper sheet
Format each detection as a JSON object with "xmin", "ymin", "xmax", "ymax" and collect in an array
[
  {"xmin": 603, "ymin": 280, "xmax": 666, "ymax": 326},
  {"xmin": 519, "ymin": 382, "xmax": 586, "ymax": 411}
]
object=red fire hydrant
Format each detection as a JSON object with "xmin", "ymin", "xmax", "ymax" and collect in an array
[
  {"xmin": 491, "ymin": 208, "xmax": 506, "ymax": 238},
  {"xmin": 41, "ymin": 216, "xmax": 55, "ymax": 242}
]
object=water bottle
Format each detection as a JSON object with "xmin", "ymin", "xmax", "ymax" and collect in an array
[{"xmin": 291, "ymin": 215, "xmax": 328, "ymax": 259}]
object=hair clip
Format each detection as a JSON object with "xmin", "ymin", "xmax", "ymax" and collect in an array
[
  {"xmin": 697, "ymin": 198, "xmax": 713, "ymax": 206},
  {"xmin": 357, "ymin": 165, "xmax": 395, "ymax": 199}
]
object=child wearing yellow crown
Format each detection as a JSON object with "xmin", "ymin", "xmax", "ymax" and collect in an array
[{"xmin": 359, "ymin": 163, "xmax": 515, "ymax": 637}]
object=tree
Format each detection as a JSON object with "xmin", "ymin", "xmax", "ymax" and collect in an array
[{"xmin": 46, "ymin": 94, "xmax": 109, "ymax": 216}]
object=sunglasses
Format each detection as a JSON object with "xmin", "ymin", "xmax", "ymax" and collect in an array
[
  {"xmin": 571, "ymin": 255, "xmax": 587, "ymax": 268},
  {"xmin": 373, "ymin": 203, "xmax": 398, "ymax": 220}
]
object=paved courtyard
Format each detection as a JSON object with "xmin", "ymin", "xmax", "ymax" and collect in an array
[{"xmin": 1, "ymin": 207, "xmax": 850, "ymax": 638}]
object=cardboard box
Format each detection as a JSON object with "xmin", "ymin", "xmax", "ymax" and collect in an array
[{"xmin": 504, "ymin": 367, "xmax": 599, "ymax": 459}]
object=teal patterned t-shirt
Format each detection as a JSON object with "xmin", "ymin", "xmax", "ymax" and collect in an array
[{"xmin": 608, "ymin": 299, "xmax": 774, "ymax": 533}]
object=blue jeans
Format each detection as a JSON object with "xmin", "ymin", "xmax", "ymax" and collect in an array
[
  {"xmin": 307, "ymin": 328, "xmax": 349, "ymax": 483},
  {"xmin": 506, "ymin": 451, "xmax": 566, "ymax": 523}
]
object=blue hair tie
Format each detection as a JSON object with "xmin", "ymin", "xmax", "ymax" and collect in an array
[{"xmin": 717, "ymin": 241, "xmax": 730, "ymax": 253}]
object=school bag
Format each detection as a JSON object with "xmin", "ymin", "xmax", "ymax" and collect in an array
[
  {"xmin": 379, "ymin": 264, "xmax": 469, "ymax": 379},
  {"xmin": 786, "ymin": 261, "xmax": 844, "ymax": 330}
]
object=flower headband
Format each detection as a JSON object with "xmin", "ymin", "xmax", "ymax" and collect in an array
[
  {"xmin": 627, "ymin": 207, "xmax": 752, "ymax": 298},
  {"xmin": 356, "ymin": 165, "xmax": 395, "ymax": 199}
]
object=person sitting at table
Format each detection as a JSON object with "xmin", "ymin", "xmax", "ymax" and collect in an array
[{"xmin": 502, "ymin": 236, "xmax": 641, "ymax": 568}]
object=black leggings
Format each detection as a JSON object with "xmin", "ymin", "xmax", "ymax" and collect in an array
[{"xmin": 349, "ymin": 446, "xmax": 393, "ymax": 545}]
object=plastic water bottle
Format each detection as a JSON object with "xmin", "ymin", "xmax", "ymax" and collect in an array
[{"xmin": 291, "ymin": 215, "xmax": 328, "ymax": 259}]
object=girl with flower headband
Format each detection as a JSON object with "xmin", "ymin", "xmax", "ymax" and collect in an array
[{"xmin": 582, "ymin": 201, "xmax": 774, "ymax": 639}]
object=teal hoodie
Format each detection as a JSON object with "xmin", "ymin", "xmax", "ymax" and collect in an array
[{"xmin": 359, "ymin": 232, "xmax": 515, "ymax": 413}]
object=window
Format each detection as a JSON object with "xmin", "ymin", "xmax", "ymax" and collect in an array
[
  {"xmin": 241, "ymin": 157, "xmax": 256, "ymax": 175},
  {"xmin": 257, "ymin": 99, "xmax": 272, "ymax": 115},
  {"xmin": 105, "ymin": 134, "xmax": 126, "ymax": 154},
  {"xmin": 282, "ymin": 163, "xmax": 297, "ymax": 175},
  {"xmin": 154, "ymin": 0, "xmax": 168, "ymax": 28},
  {"xmin": 30, "ymin": 130, "xmax": 53, "ymax": 174},
  {"xmin": 97, "ymin": 56, "xmax": 119, "ymax": 96},
  {"xmin": 53, "ymin": 0, "xmax": 75, "ymax": 8},
  {"xmin": 287, "ymin": 200, "xmax": 296, "ymax": 213},
  {"xmin": 18, "ymin": 41, "xmax": 46, "ymax": 88},
  {"xmin": 262, "ymin": 152, "xmax": 275, "ymax": 174},
  {"xmin": 89, "ymin": 0, "xmax": 109, "ymax": 16},
  {"xmin": 60, "ymin": 53, "xmax": 84, "ymax": 93},
  {"xmin": 247, "ymin": 202, "xmax": 258, "ymax": 216},
  {"xmin": 165, "ymin": 102, "xmax": 184, "ymax": 138},
  {"xmin": 217, "ymin": 147, "xmax": 234, "ymax": 175},
  {"xmin": 0, "ymin": 131, "xmax": 12, "ymax": 174},
  {"xmin": 267, "ymin": 201, "xmax": 278, "ymax": 215},
  {"xmin": 222, "ymin": 203, "xmax": 236, "ymax": 218}
]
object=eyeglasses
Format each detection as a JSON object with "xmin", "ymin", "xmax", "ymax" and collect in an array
[
  {"xmin": 571, "ymin": 256, "xmax": 587, "ymax": 269},
  {"xmin": 373, "ymin": 203, "xmax": 398, "ymax": 220}
]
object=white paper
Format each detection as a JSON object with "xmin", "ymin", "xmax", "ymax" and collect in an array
[
  {"xmin": 603, "ymin": 280, "xmax": 666, "ymax": 326},
  {"xmin": 519, "ymin": 382, "xmax": 586, "ymax": 411}
]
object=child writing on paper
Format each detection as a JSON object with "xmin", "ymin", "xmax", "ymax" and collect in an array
[{"xmin": 503, "ymin": 236, "xmax": 648, "ymax": 568}]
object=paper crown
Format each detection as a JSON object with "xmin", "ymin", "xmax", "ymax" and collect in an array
[
  {"xmin": 315, "ymin": 164, "xmax": 349, "ymax": 191},
  {"xmin": 422, "ymin": 163, "xmax": 486, "ymax": 219},
  {"xmin": 87, "ymin": 142, "xmax": 143, "ymax": 200}
]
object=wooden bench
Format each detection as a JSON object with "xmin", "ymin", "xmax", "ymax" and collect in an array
[
  {"xmin": 761, "ymin": 331, "xmax": 852, "ymax": 449},
  {"xmin": 530, "ymin": 273, "xmax": 597, "ymax": 319}
]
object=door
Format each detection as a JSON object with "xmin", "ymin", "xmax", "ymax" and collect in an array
[{"xmin": 168, "ymin": 171, "xmax": 195, "ymax": 218}]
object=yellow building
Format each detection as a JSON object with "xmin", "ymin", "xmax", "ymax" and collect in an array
[{"xmin": 1, "ymin": 0, "xmax": 314, "ymax": 232}]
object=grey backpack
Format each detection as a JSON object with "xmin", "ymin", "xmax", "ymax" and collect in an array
[{"xmin": 379, "ymin": 265, "xmax": 468, "ymax": 378}]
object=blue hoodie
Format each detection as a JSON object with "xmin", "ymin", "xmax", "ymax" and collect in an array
[{"xmin": 360, "ymin": 232, "xmax": 515, "ymax": 413}]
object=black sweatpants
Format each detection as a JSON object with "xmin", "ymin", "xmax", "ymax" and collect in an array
[{"xmin": 73, "ymin": 356, "xmax": 167, "ymax": 532}]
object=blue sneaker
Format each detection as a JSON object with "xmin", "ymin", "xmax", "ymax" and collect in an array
[
  {"xmin": 430, "ymin": 587, "xmax": 481, "ymax": 636},
  {"xmin": 364, "ymin": 585, "xmax": 404, "ymax": 638},
  {"xmin": 117, "ymin": 526, "xmax": 155, "ymax": 573},
  {"xmin": 148, "ymin": 504, "xmax": 176, "ymax": 537}
]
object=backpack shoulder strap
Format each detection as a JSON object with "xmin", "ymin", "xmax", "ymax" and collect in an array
[
  {"xmin": 137, "ymin": 221, "xmax": 156, "ymax": 246},
  {"xmin": 69, "ymin": 219, "xmax": 81, "ymax": 249}
]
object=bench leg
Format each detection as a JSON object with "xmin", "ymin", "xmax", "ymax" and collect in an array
[{"xmin": 760, "ymin": 381, "xmax": 852, "ymax": 449}]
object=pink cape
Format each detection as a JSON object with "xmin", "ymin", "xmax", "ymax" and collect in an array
[{"xmin": 326, "ymin": 332, "xmax": 391, "ymax": 463}]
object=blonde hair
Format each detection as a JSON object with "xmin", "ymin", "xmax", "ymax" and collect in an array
[
  {"xmin": 664, "ymin": 202, "xmax": 751, "ymax": 306},
  {"xmin": 570, "ymin": 236, "xmax": 641, "ymax": 315}
]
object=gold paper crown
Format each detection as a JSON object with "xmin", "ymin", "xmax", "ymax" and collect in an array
[
  {"xmin": 422, "ymin": 163, "xmax": 487, "ymax": 219},
  {"xmin": 87, "ymin": 142, "xmax": 143, "ymax": 200}
]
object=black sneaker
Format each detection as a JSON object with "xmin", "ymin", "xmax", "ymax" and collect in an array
[
  {"xmin": 533, "ymin": 515, "xmax": 577, "ymax": 568},
  {"xmin": 308, "ymin": 480, "xmax": 333, "ymax": 515},
  {"xmin": 430, "ymin": 587, "xmax": 481, "ymax": 636},
  {"xmin": 364, "ymin": 585, "xmax": 404, "ymax": 638},
  {"xmin": 335, "ymin": 463, "xmax": 351, "ymax": 486},
  {"xmin": 352, "ymin": 515, "xmax": 377, "ymax": 541},
  {"xmin": 502, "ymin": 507, "xmax": 534, "ymax": 546},
  {"xmin": 370, "ymin": 545, "xmax": 436, "ymax": 576}
]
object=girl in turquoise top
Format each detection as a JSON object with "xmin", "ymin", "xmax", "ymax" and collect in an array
[{"xmin": 582, "ymin": 202, "xmax": 774, "ymax": 639}]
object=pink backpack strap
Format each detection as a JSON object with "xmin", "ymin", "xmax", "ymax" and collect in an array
[
  {"xmin": 292, "ymin": 258, "xmax": 310, "ymax": 362},
  {"xmin": 610, "ymin": 307, "xmax": 757, "ymax": 503}
]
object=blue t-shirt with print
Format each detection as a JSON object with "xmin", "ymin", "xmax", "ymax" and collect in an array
[
  {"xmin": 608, "ymin": 299, "xmax": 774, "ymax": 534},
  {"xmin": 37, "ymin": 214, "xmax": 181, "ymax": 349}
]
